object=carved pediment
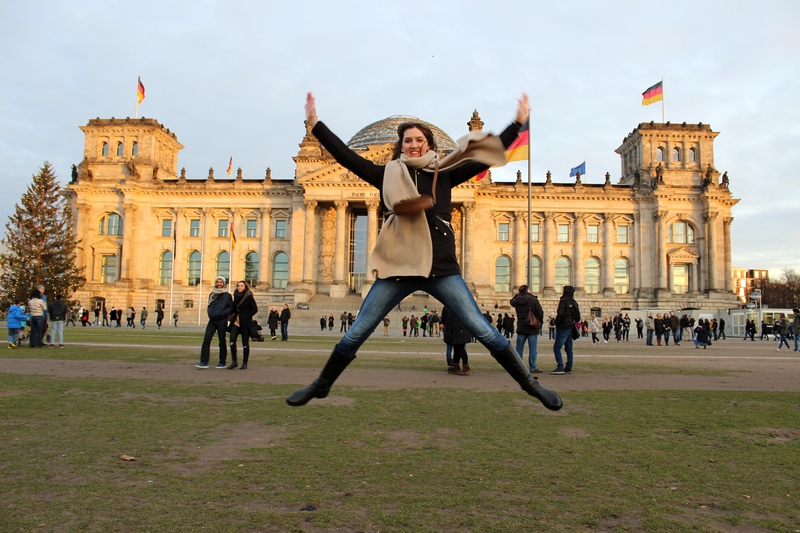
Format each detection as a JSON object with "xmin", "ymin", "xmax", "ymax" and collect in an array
[
  {"xmin": 91, "ymin": 237, "xmax": 122, "ymax": 254},
  {"xmin": 298, "ymin": 144, "xmax": 394, "ymax": 185},
  {"xmin": 668, "ymin": 247, "xmax": 700, "ymax": 264}
]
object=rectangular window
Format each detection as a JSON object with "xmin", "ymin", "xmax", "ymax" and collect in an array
[
  {"xmin": 617, "ymin": 225, "xmax": 629, "ymax": 244},
  {"xmin": 218, "ymin": 219, "xmax": 228, "ymax": 238},
  {"xmin": 587, "ymin": 225, "xmax": 599, "ymax": 243},
  {"xmin": 275, "ymin": 219, "xmax": 287, "ymax": 239},
  {"xmin": 530, "ymin": 223, "xmax": 539, "ymax": 242},
  {"xmin": 189, "ymin": 219, "xmax": 200, "ymax": 237},
  {"xmin": 498, "ymin": 222, "xmax": 509, "ymax": 241},
  {"xmin": 183, "ymin": 299, "xmax": 194, "ymax": 308},
  {"xmin": 101, "ymin": 255, "xmax": 117, "ymax": 284},
  {"xmin": 161, "ymin": 219, "xmax": 172, "ymax": 238},
  {"xmin": 246, "ymin": 219, "xmax": 257, "ymax": 238},
  {"xmin": 673, "ymin": 265, "xmax": 690, "ymax": 294},
  {"xmin": 557, "ymin": 223, "xmax": 570, "ymax": 243}
]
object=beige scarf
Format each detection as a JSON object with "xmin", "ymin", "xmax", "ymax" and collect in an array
[{"xmin": 369, "ymin": 130, "xmax": 507, "ymax": 278}]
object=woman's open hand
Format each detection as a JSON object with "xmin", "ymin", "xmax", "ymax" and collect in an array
[
  {"xmin": 516, "ymin": 93, "xmax": 530, "ymax": 124},
  {"xmin": 305, "ymin": 92, "xmax": 318, "ymax": 128}
]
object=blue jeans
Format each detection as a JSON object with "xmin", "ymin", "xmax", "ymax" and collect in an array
[
  {"xmin": 336, "ymin": 275, "xmax": 509, "ymax": 358},
  {"xmin": 30, "ymin": 316, "xmax": 44, "ymax": 347},
  {"xmin": 646, "ymin": 329, "xmax": 654, "ymax": 345},
  {"xmin": 778, "ymin": 334, "xmax": 790, "ymax": 350},
  {"xmin": 280, "ymin": 322, "xmax": 289, "ymax": 340},
  {"xmin": 673, "ymin": 328, "xmax": 681, "ymax": 344},
  {"xmin": 51, "ymin": 320, "xmax": 65, "ymax": 345},
  {"xmin": 8, "ymin": 327, "xmax": 20, "ymax": 345},
  {"xmin": 795, "ymin": 334, "xmax": 799, "ymax": 352},
  {"xmin": 553, "ymin": 328, "xmax": 573, "ymax": 370},
  {"xmin": 516, "ymin": 333, "xmax": 539, "ymax": 371},
  {"xmin": 200, "ymin": 318, "xmax": 227, "ymax": 364}
]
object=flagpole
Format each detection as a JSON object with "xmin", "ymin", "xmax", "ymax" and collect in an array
[
  {"xmin": 661, "ymin": 76, "xmax": 665, "ymax": 123},
  {"xmin": 229, "ymin": 214, "xmax": 234, "ymax": 291},
  {"xmin": 169, "ymin": 215, "xmax": 176, "ymax": 323},
  {"xmin": 526, "ymin": 121, "xmax": 532, "ymax": 290}
]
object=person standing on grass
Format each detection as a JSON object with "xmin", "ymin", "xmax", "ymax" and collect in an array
[
  {"xmin": 102, "ymin": 306, "xmax": 110, "ymax": 327},
  {"xmin": 285, "ymin": 92, "xmax": 561, "ymax": 411},
  {"xmin": 267, "ymin": 307, "xmax": 280, "ymax": 340},
  {"xmin": 320, "ymin": 316, "xmax": 327, "ymax": 331},
  {"xmin": 340, "ymin": 311, "xmax": 349, "ymax": 332},
  {"xmin": 402, "ymin": 315, "xmax": 409, "ymax": 336},
  {"xmin": 442, "ymin": 306, "xmax": 472, "ymax": 375},
  {"xmin": 6, "ymin": 299, "xmax": 28, "ymax": 349},
  {"xmin": 27, "ymin": 289, "xmax": 47, "ymax": 348},
  {"xmin": 47, "ymin": 293, "xmax": 67, "ymax": 348},
  {"xmin": 510, "ymin": 284, "xmax": 544, "ymax": 373},
  {"xmin": 550, "ymin": 285, "xmax": 580, "ymax": 375},
  {"xmin": 140, "ymin": 306, "xmax": 148, "ymax": 329},
  {"xmin": 792, "ymin": 310, "xmax": 800, "ymax": 352},
  {"xmin": 196, "ymin": 276, "xmax": 234, "ymax": 369},
  {"xmin": 328, "ymin": 314, "xmax": 334, "ymax": 331},
  {"xmin": 279, "ymin": 304, "xmax": 291, "ymax": 341},
  {"xmin": 383, "ymin": 316, "xmax": 391, "ymax": 337},
  {"xmin": 228, "ymin": 280, "xmax": 258, "ymax": 370}
]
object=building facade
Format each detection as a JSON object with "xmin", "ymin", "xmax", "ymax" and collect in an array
[{"xmin": 65, "ymin": 113, "xmax": 739, "ymax": 321}]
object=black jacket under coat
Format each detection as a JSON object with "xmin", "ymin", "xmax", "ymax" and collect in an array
[
  {"xmin": 554, "ymin": 286, "xmax": 580, "ymax": 330},
  {"xmin": 441, "ymin": 307, "xmax": 472, "ymax": 346},
  {"xmin": 207, "ymin": 291, "xmax": 234, "ymax": 322},
  {"xmin": 510, "ymin": 291, "xmax": 544, "ymax": 334}
]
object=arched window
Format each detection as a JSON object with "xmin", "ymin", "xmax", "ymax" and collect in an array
[
  {"xmin": 116, "ymin": 142, "xmax": 124, "ymax": 157},
  {"xmin": 689, "ymin": 147, "xmax": 697, "ymax": 163},
  {"xmin": 672, "ymin": 147, "xmax": 681, "ymax": 162},
  {"xmin": 159, "ymin": 251, "xmax": 173, "ymax": 286},
  {"xmin": 272, "ymin": 252, "xmax": 289, "ymax": 288},
  {"xmin": 187, "ymin": 251, "xmax": 201, "ymax": 286},
  {"xmin": 667, "ymin": 221, "xmax": 695, "ymax": 244},
  {"xmin": 215, "ymin": 251, "xmax": 230, "ymax": 280},
  {"xmin": 656, "ymin": 147, "xmax": 664, "ymax": 162},
  {"xmin": 555, "ymin": 257, "xmax": 571, "ymax": 293},
  {"xmin": 585, "ymin": 257, "xmax": 600, "ymax": 294},
  {"xmin": 244, "ymin": 252, "xmax": 259, "ymax": 286},
  {"xmin": 131, "ymin": 141, "xmax": 138, "ymax": 157},
  {"xmin": 614, "ymin": 258, "xmax": 630, "ymax": 294},
  {"xmin": 526, "ymin": 256, "xmax": 541, "ymax": 293},
  {"xmin": 101, "ymin": 142, "xmax": 109, "ymax": 157},
  {"xmin": 495, "ymin": 256, "xmax": 511, "ymax": 292},
  {"xmin": 99, "ymin": 213, "xmax": 124, "ymax": 236}
]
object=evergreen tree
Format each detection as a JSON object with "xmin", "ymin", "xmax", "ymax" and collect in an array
[{"xmin": 0, "ymin": 162, "xmax": 85, "ymax": 308}]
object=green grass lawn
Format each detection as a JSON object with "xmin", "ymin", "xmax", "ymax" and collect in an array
[{"xmin": 1, "ymin": 331, "xmax": 798, "ymax": 532}]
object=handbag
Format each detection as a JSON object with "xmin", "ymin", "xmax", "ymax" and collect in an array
[
  {"xmin": 525, "ymin": 306, "xmax": 541, "ymax": 330},
  {"xmin": 571, "ymin": 324, "xmax": 580, "ymax": 340}
]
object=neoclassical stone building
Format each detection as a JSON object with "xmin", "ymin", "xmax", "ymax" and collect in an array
[{"xmin": 65, "ymin": 112, "xmax": 739, "ymax": 321}]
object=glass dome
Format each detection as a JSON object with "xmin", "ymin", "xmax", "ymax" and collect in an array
[{"xmin": 347, "ymin": 115, "xmax": 458, "ymax": 153}]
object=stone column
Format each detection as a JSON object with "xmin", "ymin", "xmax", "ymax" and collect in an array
[
  {"xmin": 573, "ymin": 213, "xmax": 585, "ymax": 293},
  {"xmin": 230, "ymin": 208, "xmax": 241, "ymax": 283},
  {"xmin": 258, "ymin": 208, "xmax": 271, "ymax": 288},
  {"xmin": 202, "ymin": 208, "xmax": 214, "ymax": 285},
  {"xmin": 365, "ymin": 200, "xmax": 380, "ymax": 283},
  {"xmin": 513, "ymin": 211, "xmax": 526, "ymax": 290},
  {"xmin": 302, "ymin": 200, "xmax": 317, "ymax": 283},
  {"xmin": 633, "ymin": 213, "xmax": 641, "ymax": 295},
  {"xmin": 121, "ymin": 203, "xmax": 137, "ymax": 281},
  {"xmin": 706, "ymin": 212, "xmax": 718, "ymax": 291},
  {"xmin": 656, "ymin": 211, "xmax": 668, "ymax": 291},
  {"xmin": 603, "ymin": 213, "xmax": 615, "ymax": 295},
  {"xmin": 463, "ymin": 202, "xmax": 476, "ymax": 286},
  {"xmin": 76, "ymin": 203, "xmax": 92, "ymax": 280},
  {"xmin": 333, "ymin": 200, "xmax": 348, "ymax": 285},
  {"xmin": 723, "ymin": 217, "xmax": 733, "ymax": 293},
  {"xmin": 542, "ymin": 212, "xmax": 555, "ymax": 296}
]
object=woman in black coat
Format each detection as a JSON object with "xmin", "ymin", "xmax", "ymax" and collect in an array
[
  {"xmin": 267, "ymin": 307, "xmax": 280, "ymax": 341},
  {"xmin": 228, "ymin": 281, "xmax": 258, "ymax": 369},
  {"xmin": 442, "ymin": 306, "xmax": 473, "ymax": 375}
]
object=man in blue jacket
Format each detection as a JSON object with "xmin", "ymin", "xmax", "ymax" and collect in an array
[{"xmin": 196, "ymin": 276, "xmax": 234, "ymax": 369}]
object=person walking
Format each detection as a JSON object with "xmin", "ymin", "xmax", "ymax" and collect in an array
[
  {"xmin": 510, "ymin": 284, "xmax": 544, "ymax": 373},
  {"xmin": 196, "ymin": 276, "xmax": 234, "ymax": 369},
  {"xmin": 285, "ymin": 92, "xmax": 561, "ymax": 411},
  {"xmin": 228, "ymin": 280, "xmax": 258, "ymax": 369},
  {"xmin": 267, "ymin": 307, "xmax": 280, "ymax": 340},
  {"xmin": 279, "ymin": 304, "xmax": 291, "ymax": 341},
  {"xmin": 102, "ymin": 306, "xmax": 110, "ymax": 327},
  {"xmin": 793, "ymin": 310, "xmax": 800, "ymax": 352},
  {"xmin": 441, "ymin": 306, "xmax": 473, "ymax": 375},
  {"xmin": 718, "ymin": 317, "xmax": 726, "ymax": 340},
  {"xmin": 645, "ymin": 313, "xmax": 655, "ymax": 346},
  {"xmin": 173, "ymin": 310, "xmax": 179, "ymax": 327},
  {"xmin": 550, "ymin": 286, "xmax": 580, "ymax": 375},
  {"xmin": 776, "ymin": 313, "xmax": 791, "ymax": 351},
  {"xmin": 47, "ymin": 293, "xmax": 68, "ymax": 348},
  {"xmin": 589, "ymin": 314, "xmax": 600, "ymax": 344},
  {"xmin": 156, "ymin": 306, "xmax": 164, "ymax": 329},
  {"xmin": 140, "ymin": 306, "xmax": 148, "ymax": 329}
]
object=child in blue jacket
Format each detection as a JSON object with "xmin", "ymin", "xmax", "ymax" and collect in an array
[{"xmin": 7, "ymin": 299, "xmax": 29, "ymax": 348}]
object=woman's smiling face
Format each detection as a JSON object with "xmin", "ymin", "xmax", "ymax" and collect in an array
[{"xmin": 401, "ymin": 127, "xmax": 429, "ymax": 158}]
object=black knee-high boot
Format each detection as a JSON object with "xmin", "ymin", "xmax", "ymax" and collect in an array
[
  {"xmin": 227, "ymin": 343, "xmax": 238, "ymax": 369},
  {"xmin": 239, "ymin": 346, "xmax": 249, "ymax": 369},
  {"xmin": 491, "ymin": 343, "xmax": 563, "ymax": 411},
  {"xmin": 286, "ymin": 349, "xmax": 355, "ymax": 406}
]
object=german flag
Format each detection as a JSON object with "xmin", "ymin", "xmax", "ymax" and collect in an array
[
  {"xmin": 505, "ymin": 120, "xmax": 529, "ymax": 162},
  {"xmin": 230, "ymin": 223, "xmax": 237, "ymax": 250},
  {"xmin": 642, "ymin": 81, "xmax": 663, "ymax": 106},
  {"xmin": 137, "ymin": 77, "xmax": 145, "ymax": 104},
  {"xmin": 226, "ymin": 156, "xmax": 232, "ymax": 176}
]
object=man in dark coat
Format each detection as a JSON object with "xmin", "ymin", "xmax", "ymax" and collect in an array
[
  {"xmin": 510, "ymin": 285, "xmax": 544, "ymax": 373},
  {"xmin": 279, "ymin": 304, "xmax": 291, "ymax": 341},
  {"xmin": 550, "ymin": 285, "xmax": 580, "ymax": 375},
  {"xmin": 196, "ymin": 276, "xmax": 234, "ymax": 368},
  {"xmin": 442, "ymin": 306, "xmax": 473, "ymax": 375}
]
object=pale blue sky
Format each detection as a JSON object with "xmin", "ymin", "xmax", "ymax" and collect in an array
[{"xmin": 1, "ymin": 0, "xmax": 798, "ymax": 277}]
